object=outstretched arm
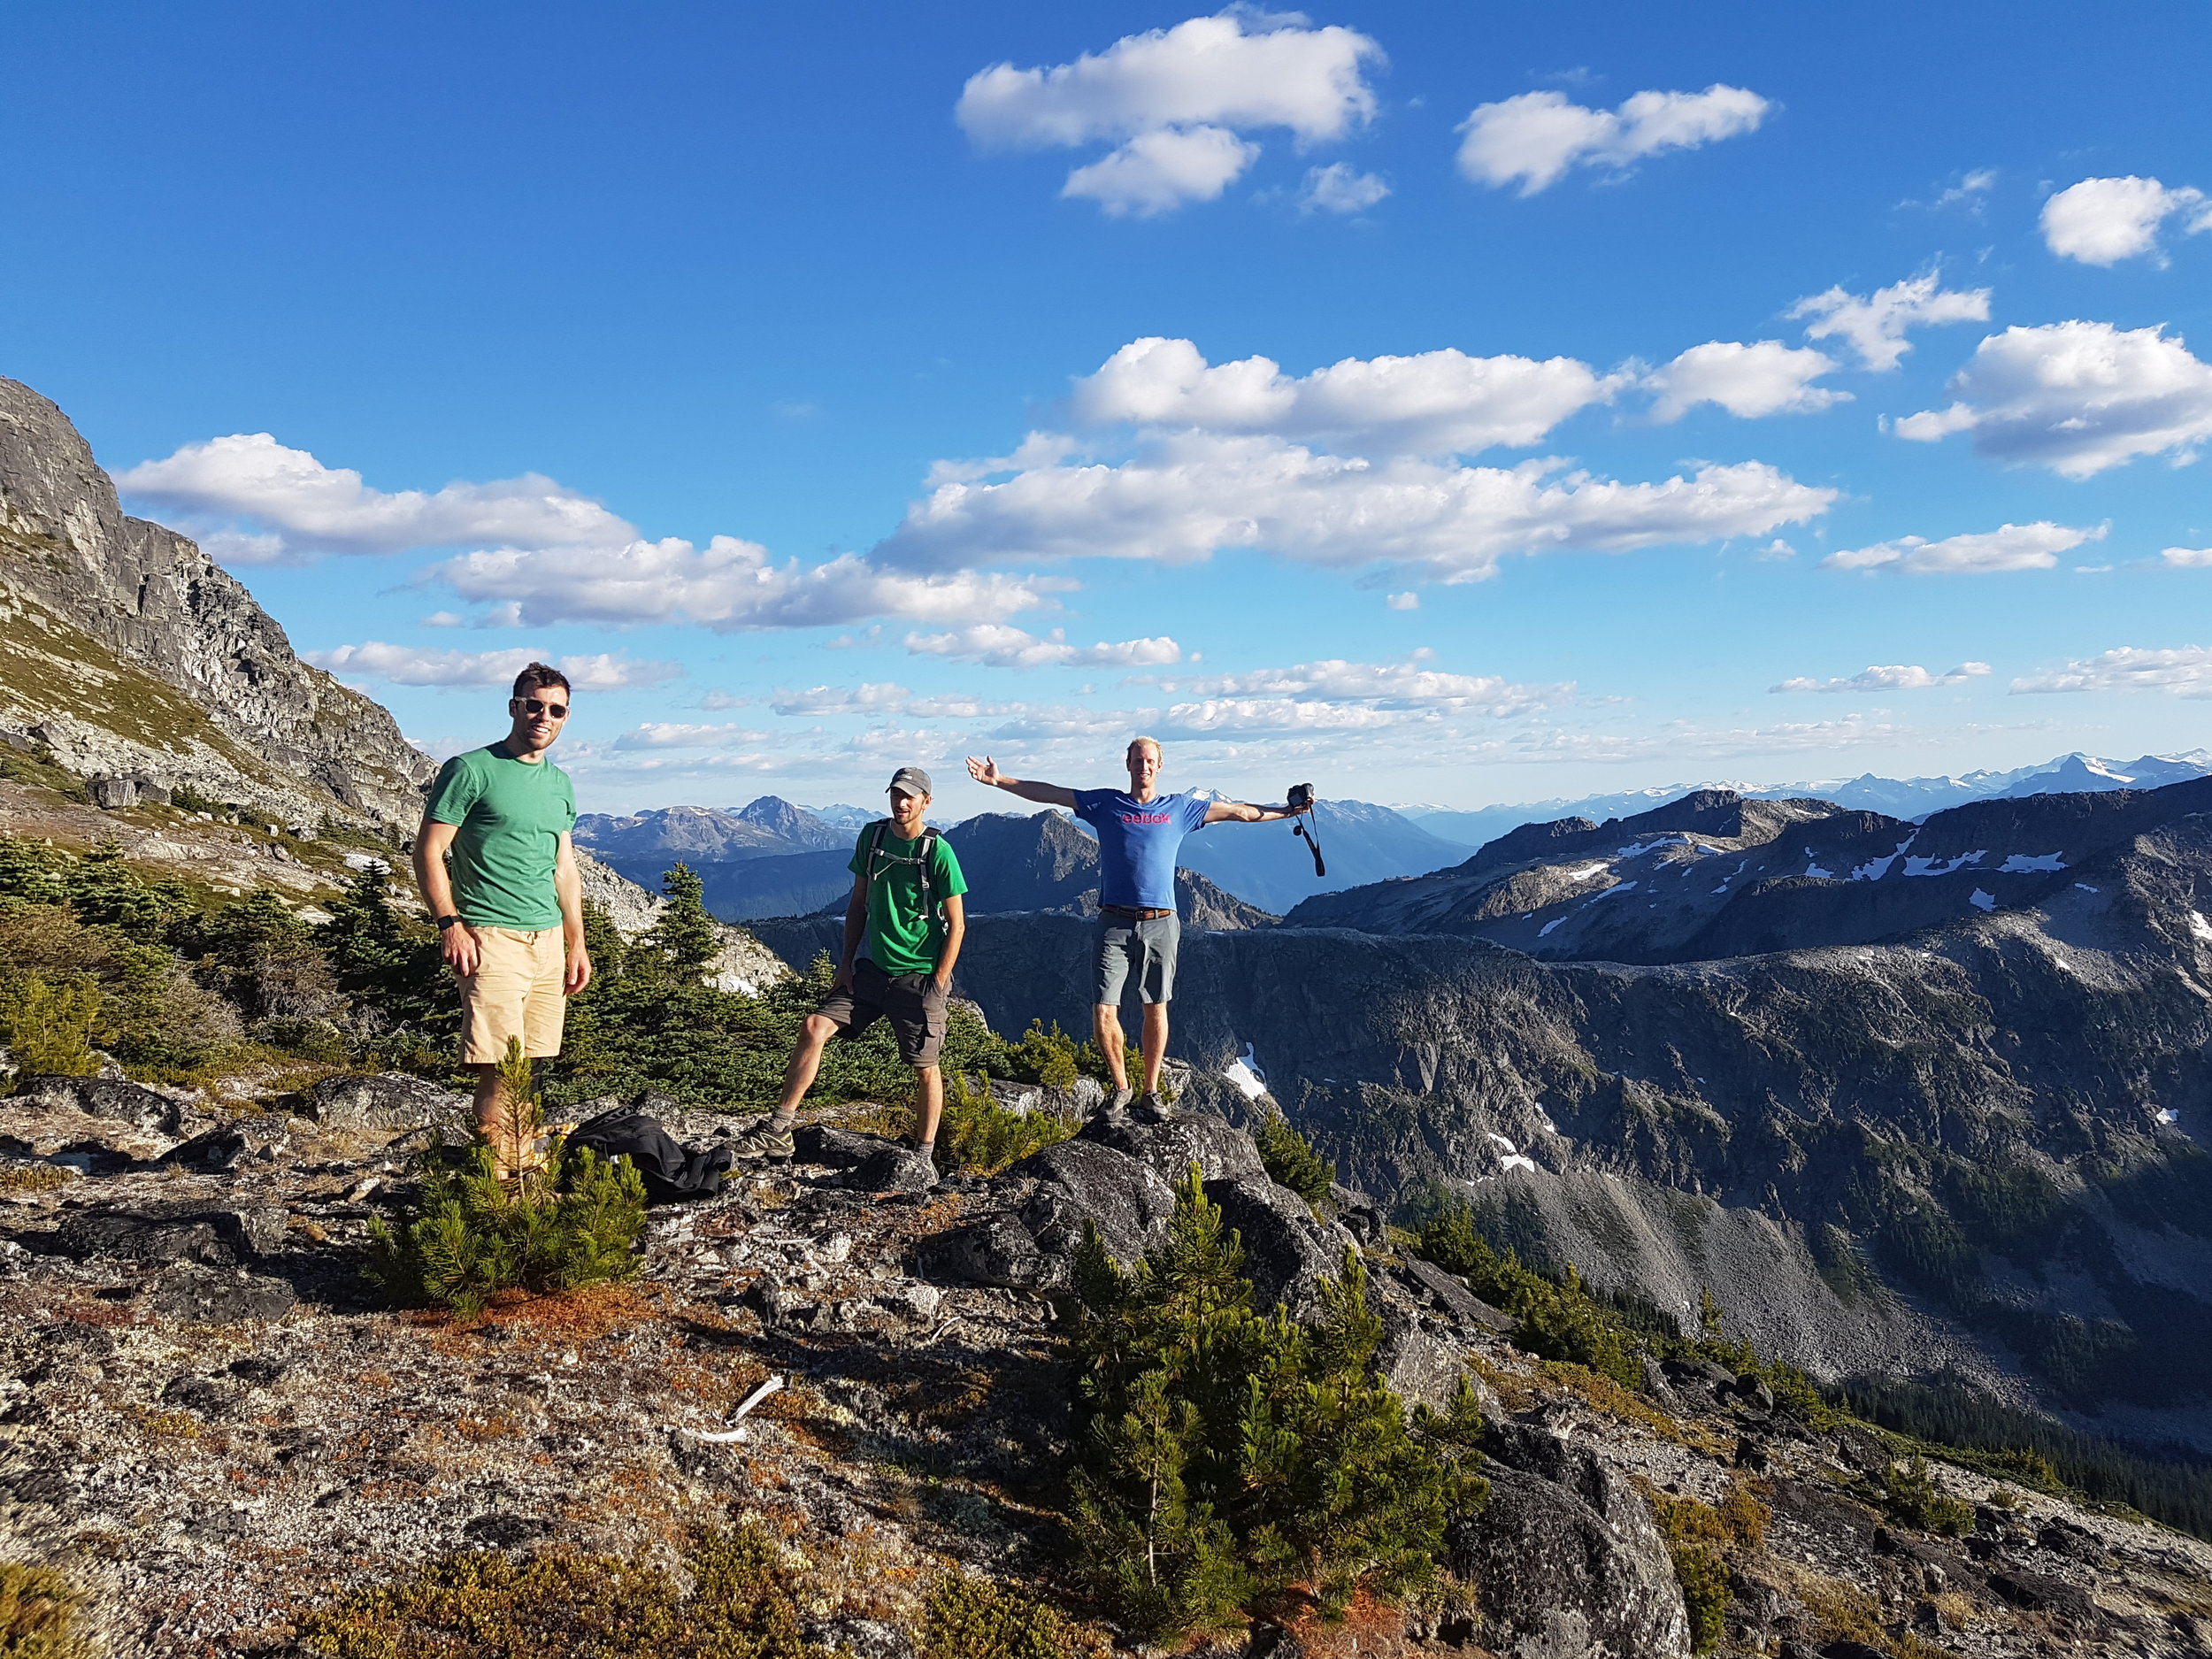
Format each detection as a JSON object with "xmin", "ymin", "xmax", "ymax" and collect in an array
[
  {"xmin": 966, "ymin": 753, "xmax": 1078, "ymax": 810},
  {"xmin": 1204, "ymin": 797, "xmax": 1310, "ymax": 826}
]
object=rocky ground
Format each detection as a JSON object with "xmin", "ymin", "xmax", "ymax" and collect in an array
[{"xmin": 5, "ymin": 1071, "xmax": 2212, "ymax": 1658}]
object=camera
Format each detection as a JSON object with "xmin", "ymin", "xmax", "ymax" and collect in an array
[{"xmin": 1286, "ymin": 783, "xmax": 1325, "ymax": 878}]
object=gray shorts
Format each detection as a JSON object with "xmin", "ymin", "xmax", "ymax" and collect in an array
[
  {"xmin": 1096, "ymin": 911, "xmax": 1180, "ymax": 1006},
  {"xmin": 816, "ymin": 958, "xmax": 948, "ymax": 1067}
]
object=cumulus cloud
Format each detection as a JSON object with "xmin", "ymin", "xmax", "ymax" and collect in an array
[
  {"xmin": 1455, "ymin": 84, "xmax": 1769, "ymax": 195},
  {"xmin": 1646, "ymin": 341, "xmax": 1846, "ymax": 421},
  {"xmin": 904, "ymin": 624, "xmax": 1183, "ymax": 669},
  {"xmin": 1071, "ymin": 335, "xmax": 1620, "ymax": 455},
  {"xmin": 2162, "ymin": 547, "xmax": 2212, "ymax": 567},
  {"xmin": 1894, "ymin": 321, "xmax": 2212, "ymax": 477},
  {"xmin": 957, "ymin": 13, "xmax": 1382, "ymax": 216},
  {"xmin": 614, "ymin": 722, "xmax": 766, "ymax": 749},
  {"xmin": 2010, "ymin": 645, "xmax": 2212, "ymax": 697},
  {"xmin": 1299, "ymin": 162, "xmax": 1389, "ymax": 214},
  {"xmin": 119, "ymin": 434, "xmax": 632, "ymax": 560},
  {"xmin": 303, "ymin": 642, "xmax": 682, "ymax": 689},
  {"xmin": 2040, "ymin": 176, "xmax": 2212, "ymax": 265},
  {"xmin": 431, "ymin": 535, "xmax": 1056, "ymax": 630},
  {"xmin": 1771, "ymin": 662, "xmax": 1993, "ymax": 694},
  {"xmin": 1788, "ymin": 272, "xmax": 1992, "ymax": 371},
  {"xmin": 769, "ymin": 683, "xmax": 1018, "ymax": 720},
  {"xmin": 1140, "ymin": 657, "xmax": 1567, "ymax": 716},
  {"xmin": 1820, "ymin": 520, "xmax": 2101, "ymax": 574},
  {"xmin": 879, "ymin": 432, "xmax": 1834, "ymax": 586}
]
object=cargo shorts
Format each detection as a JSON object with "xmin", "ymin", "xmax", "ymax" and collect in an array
[
  {"xmin": 816, "ymin": 957, "xmax": 949, "ymax": 1068},
  {"xmin": 460, "ymin": 926, "xmax": 568, "ymax": 1063},
  {"xmin": 1096, "ymin": 910, "xmax": 1180, "ymax": 1006}
]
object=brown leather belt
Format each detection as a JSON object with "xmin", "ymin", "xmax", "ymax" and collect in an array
[{"xmin": 1102, "ymin": 904, "xmax": 1173, "ymax": 921}]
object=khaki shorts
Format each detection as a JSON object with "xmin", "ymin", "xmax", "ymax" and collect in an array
[{"xmin": 460, "ymin": 926, "xmax": 568, "ymax": 1064}]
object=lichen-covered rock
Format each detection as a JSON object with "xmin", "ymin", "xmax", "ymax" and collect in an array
[
  {"xmin": 1078, "ymin": 1106, "xmax": 1268, "ymax": 1187},
  {"xmin": 12, "ymin": 1075, "xmax": 189, "ymax": 1135},
  {"xmin": 1443, "ymin": 1425, "xmax": 1691, "ymax": 1659},
  {"xmin": 1202, "ymin": 1176, "xmax": 1347, "ymax": 1315},
  {"xmin": 921, "ymin": 1212, "xmax": 1062, "ymax": 1291},
  {"xmin": 302, "ymin": 1073, "xmax": 470, "ymax": 1135},
  {"xmin": 1012, "ymin": 1139, "xmax": 1177, "ymax": 1267}
]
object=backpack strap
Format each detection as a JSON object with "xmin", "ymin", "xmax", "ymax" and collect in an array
[{"xmin": 861, "ymin": 819, "xmax": 942, "ymax": 923}]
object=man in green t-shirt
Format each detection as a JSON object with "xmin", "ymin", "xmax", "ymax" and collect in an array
[
  {"xmin": 411, "ymin": 662, "xmax": 592, "ymax": 1152},
  {"xmin": 735, "ymin": 766, "xmax": 966, "ymax": 1174}
]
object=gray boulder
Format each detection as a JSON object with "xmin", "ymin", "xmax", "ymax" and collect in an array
[
  {"xmin": 1374, "ymin": 1304, "xmax": 1483, "ymax": 1415},
  {"xmin": 919, "ymin": 1213, "xmax": 1062, "ymax": 1291},
  {"xmin": 1203, "ymin": 1177, "xmax": 1347, "ymax": 1314},
  {"xmin": 793, "ymin": 1124, "xmax": 879, "ymax": 1168},
  {"xmin": 303, "ymin": 1073, "xmax": 469, "ymax": 1135},
  {"xmin": 1079, "ymin": 1107, "xmax": 1268, "ymax": 1187},
  {"xmin": 1013, "ymin": 1140, "xmax": 1177, "ymax": 1267},
  {"xmin": 1394, "ymin": 1256, "xmax": 1514, "ymax": 1333},
  {"xmin": 12, "ymin": 1075, "xmax": 188, "ymax": 1136},
  {"xmin": 1440, "ymin": 1424, "xmax": 1691, "ymax": 1659},
  {"xmin": 149, "ymin": 1264, "xmax": 298, "ymax": 1324},
  {"xmin": 827, "ymin": 1143, "xmax": 938, "ymax": 1194}
]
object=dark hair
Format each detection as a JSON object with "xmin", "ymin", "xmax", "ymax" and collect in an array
[{"xmin": 512, "ymin": 662, "xmax": 571, "ymax": 699}]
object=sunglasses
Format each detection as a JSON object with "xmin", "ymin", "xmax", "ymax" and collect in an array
[{"xmin": 514, "ymin": 697, "xmax": 569, "ymax": 719}]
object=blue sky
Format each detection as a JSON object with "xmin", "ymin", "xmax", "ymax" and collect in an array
[{"xmin": 6, "ymin": 2, "xmax": 2211, "ymax": 812}]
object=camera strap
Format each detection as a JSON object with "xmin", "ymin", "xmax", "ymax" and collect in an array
[{"xmin": 1292, "ymin": 803, "xmax": 1326, "ymax": 879}]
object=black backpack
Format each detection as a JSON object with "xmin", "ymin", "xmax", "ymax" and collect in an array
[{"xmin": 567, "ymin": 1107, "xmax": 733, "ymax": 1204}]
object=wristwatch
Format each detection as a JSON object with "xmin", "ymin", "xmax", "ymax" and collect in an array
[{"xmin": 436, "ymin": 914, "xmax": 464, "ymax": 931}]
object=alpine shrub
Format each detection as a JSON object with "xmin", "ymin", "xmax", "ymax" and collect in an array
[
  {"xmin": 1412, "ymin": 1205, "xmax": 1639, "ymax": 1387},
  {"xmin": 0, "ymin": 973, "xmax": 106, "ymax": 1079},
  {"xmin": 0, "ymin": 1560, "xmax": 89, "ymax": 1659},
  {"xmin": 1063, "ymin": 1166, "xmax": 1486, "ymax": 1642},
  {"xmin": 366, "ymin": 1044, "xmax": 646, "ymax": 1317},
  {"xmin": 935, "ymin": 1070, "xmax": 1075, "ymax": 1175},
  {"xmin": 1880, "ymin": 1455, "xmax": 1974, "ymax": 1536},
  {"xmin": 1253, "ymin": 1110, "xmax": 1335, "ymax": 1206},
  {"xmin": 918, "ymin": 1571, "xmax": 1077, "ymax": 1659}
]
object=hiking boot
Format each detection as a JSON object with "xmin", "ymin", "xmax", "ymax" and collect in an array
[
  {"xmin": 1107, "ymin": 1087, "xmax": 1134, "ymax": 1112},
  {"xmin": 1133, "ymin": 1092, "xmax": 1171, "ymax": 1123},
  {"xmin": 729, "ymin": 1116, "xmax": 795, "ymax": 1162}
]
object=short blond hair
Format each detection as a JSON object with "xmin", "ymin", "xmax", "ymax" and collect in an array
[{"xmin": 1126, "ymin": 734, "xmax": 1163, "ymax": 760}]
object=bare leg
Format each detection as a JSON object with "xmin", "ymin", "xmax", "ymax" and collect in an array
[
  {"xmin": 1140, "ymin": 1002, "xmax": 1171, "ymax": 1095},
  {"xmin": 469, "ymin": 1064, "xmax": 501, "ymax": 1133},
  {"xmin": 914, "ymin": 1064, "xmax": 943, "ymax": 1147},
  {"xmin": 772, "ymin": 1014, "xmax": 840, "ymax": 1122},
  {"xmin": 1094, "ymin": 1003, "xmax": 1127, "ymax": 1092}
]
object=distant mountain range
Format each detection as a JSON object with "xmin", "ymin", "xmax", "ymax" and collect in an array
[{"xmin": 1400, "ymin": 750, "xmax": 2212, "ymax": 850}]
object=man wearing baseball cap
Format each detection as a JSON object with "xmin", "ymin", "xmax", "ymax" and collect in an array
[{"xmin": 733, "ymin": 766, "xmax": 967, "ymax": 1173}]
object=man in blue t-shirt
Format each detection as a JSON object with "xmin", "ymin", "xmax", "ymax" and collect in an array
[{"xmin": 966, "ymin": 736, "xmax": 1309, "ymax": 1110}]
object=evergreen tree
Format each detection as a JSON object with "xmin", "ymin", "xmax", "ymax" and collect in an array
[
  {"xmin": 639, "ymin": 863, "xmax": 721, "ymax": 981},
  {"xmin": 1253, "ymin": 1111, "xmax": 1336, "ymax": 1207},
  {"xmin": 1064, "ymin": 1167, "xmax": 1486, "ymax": 1641}
]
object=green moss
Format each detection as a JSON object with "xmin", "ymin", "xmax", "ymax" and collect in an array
[
  {"xmin": 0, "ymin": 1561, "xmax": 89, "ymax": 1659},
  {"xmin": 296, "ymin": 1525, "xmax": 828, "ymax": 1658},
  {"xmin": 918, "ymin": 1571, "xmax": 1079, "ymax": 1659}
]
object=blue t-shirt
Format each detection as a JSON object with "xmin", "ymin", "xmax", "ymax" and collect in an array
[{"xmin": 1075, "ymin": 789, "xmax": 1211, "ymax": 910}]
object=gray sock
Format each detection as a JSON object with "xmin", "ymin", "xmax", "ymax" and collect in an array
[{"xmin": 770, "ymin": 1108, "xmax": 796, "ymax": 1129}]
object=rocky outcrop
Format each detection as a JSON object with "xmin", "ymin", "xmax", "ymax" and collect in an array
[{"xmin": 0, "ymin": 378, "xmax": 435, "ymax": 826}]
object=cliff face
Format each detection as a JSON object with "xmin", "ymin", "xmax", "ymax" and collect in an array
[
  {"xmin": 929, "ymin": 780, "xmax": 2212, "ymax": 1448},
  {"xmin": 0, "ymin": 379, "xmax": 434, "ymax": 826}
]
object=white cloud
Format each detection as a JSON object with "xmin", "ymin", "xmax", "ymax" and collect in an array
[
  {"xmin": 1386, "ymin": 591, "xmax": 1419, "ymax": 610},
  {"xmin": 614, "ymin": 722, "xmax": 767, "ymax": 750},
  {"xmin": 771, "ymin": 682, "xmax": 916, "ymax": 718},
  {"xmin": 1646, "ymin": 340, "xmax": 1846, "ymax": 421},
  {"xmin": 1821, "ymin": 520, "xmax": 2101, "ymax": 574},
  {"xmin": 431, "ymin": 535, "xmax": 1056, "ymax": 630},
  {"xmin": 1895, "ymin": 321, "xmax": 2212, "ymax": 477},
  {"xmin": 904, "ymin": 624, "xmax": 1183, "ymax": 669},
  {"xmin": 1141, "ymin": 657, "xmax": 1567, "ymax": 716},
  {"xmin": 1788, "ymin": 272, "xmax": 1992, "ymax": 372},
  {"xmin": 1771, "ymin": 662, "xmax": 1993, "ymax": 694},
  {"xmin": 303, "ymin": 642, "xmax": 682, "ymax": 689},
  {"xmin": 958, "ymin": 13, "xmax": 1383, "ymax": 215},
  {"xmin": 1299, "ymin": 162, "xmax": 1389, "ymax": 214},
  {"xmin": 2040, "ymin": 176, "xmax": 2212, "ymax": 265},
  {"xmin": 2162, "ymin": 547, "xmax": 2212, "ymax": 568},
  {"xmin": 879, "ymin": 432, "xmax": 1835, "ymax": 586},
  {"xmin": 1070, "ymin": 335, "xmax": 1620, "ymax": 454},
  {"xmin": 119, "ymin": 434, "xmax": 632, "ymax": 559},
  {"xmin": 1063, "ymin": 124, "xmax": 1258, "ymax": 216},
  {"xmin": 2010, "ymin": 645, "xmax": 2212, "ymax": 698},
  {"xmin": 1455, "ymin": 84, "xmax": 1770, "ymax": 196}
]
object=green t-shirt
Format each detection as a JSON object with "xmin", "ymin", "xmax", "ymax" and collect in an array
[
  {"xmin": 423, "ymin": 743, "xmax": 577, "ymax": 929},
  {"xmin": 849, "ymin": 822, "xmax": 966, "ymax": 975}
]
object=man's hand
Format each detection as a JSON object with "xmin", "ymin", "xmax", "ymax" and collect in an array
[
  {"xmin": 966, "ymin": 754, "xmax": 1003, "ymax": 787},
  {"xmin": 565, "ymin": 940, "xmax": 594, "ymax": 996},
  {"xmin": 442, "ymin": 921, "xmax": 481, "ymax": 979},
  {"xmin": 931, "ymin": 972, "xmax": 952, "ymax": 996}
]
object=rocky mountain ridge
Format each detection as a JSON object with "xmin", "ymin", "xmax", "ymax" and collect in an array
[
  {"xmin": 6, "ymin": 1071, "xmax": 2210, "ymax": 1656},
  {"xmin": 919, "ymin": 775, "xmax": 2212, "ymax": 1453},
  {"xmin": 0, "ymin": 379, "xmax": 435, "ymax": 828}
]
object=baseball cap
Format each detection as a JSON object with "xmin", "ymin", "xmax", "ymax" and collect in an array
[{"xmin": 887, "ymin": 765, "xmax": 933, "ymax": 798}]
